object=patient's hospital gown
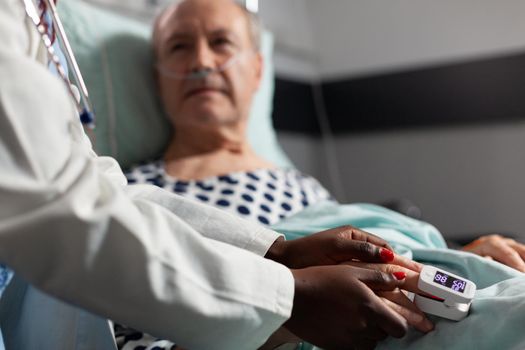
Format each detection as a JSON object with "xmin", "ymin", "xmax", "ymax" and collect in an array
[{"xmin": 126, "ymin": 160, "xmax": 332, "ymax": 225}]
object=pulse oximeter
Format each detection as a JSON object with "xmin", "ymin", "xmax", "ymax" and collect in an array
[{"xmin": 413, "ymin": 265, "xmax": 476, "ymax": 321}]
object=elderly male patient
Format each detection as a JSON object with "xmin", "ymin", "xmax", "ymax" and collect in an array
[
  {"xmin": 116, "ymin": 0, "xmax": 525, "ymax": 349},
  {"xmin": 129, "ymin": 0, "xmax": 332, "ymax": 226}
]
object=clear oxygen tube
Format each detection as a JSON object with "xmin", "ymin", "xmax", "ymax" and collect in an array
[{"xmin": 156, "ymin": 52, "xmax": 251, "ymax": 80}]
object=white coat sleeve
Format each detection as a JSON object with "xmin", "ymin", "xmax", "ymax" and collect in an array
[
  {"xmin": 96, "ymin": 151, "xmax": 284, "ymax": 257},
  {"xmin": 95, "ymin": 155, "xmax": 284, "ymax": 257},
  {"xmin": 122, "ymin": 183, "xmax": 284, "ymax": 256},
  {"xmin": 0, "ymin": 2, "xmax": 294, "ymax": 349}
]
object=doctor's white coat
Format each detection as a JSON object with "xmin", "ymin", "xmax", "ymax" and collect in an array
[{"xmin": 0, "ymin": 1, "xmax": 294, "ymax": 349}]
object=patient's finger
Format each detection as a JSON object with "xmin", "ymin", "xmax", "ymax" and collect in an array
[
  {"xmin": 378, "ymin": 291, "xmax": 434, "ymax": 333},
  {"xmin": 391, "ymin": 254, "xmax": 424, "ymax": 273},
  {"xmin": 343, "ymin": 262, "xmax": 422, "ymax": 294},
  {"xmin": 463, "ymin": 235, "xmax": 525, "ymax": 272},
  {"xmin": 507, "ymin": 240, "xmax": 525, "ymax": 263}
]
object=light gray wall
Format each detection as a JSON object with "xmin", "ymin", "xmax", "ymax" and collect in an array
[
  {"xmin": 277, "ymin": 132, "xmax": 325, "ymax": 178},
  {"xmin": 332, "ymin": 123, "xmax": 525, "ymax": 237},
  {"xmin": 259, "ymin": 0, "xmax": 318, "ymax": 80},
  {"xmin": 304, "ymin": 0, "xmax": 525, "ymax": 79},
  {"xmin": 280, "ymin": 122, "xmax": 525, "ymax": 238}
]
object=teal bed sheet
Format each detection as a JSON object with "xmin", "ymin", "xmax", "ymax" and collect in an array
[{"xmin": 272, "ymin": 201, "xmax": 525, "ymax": 350}]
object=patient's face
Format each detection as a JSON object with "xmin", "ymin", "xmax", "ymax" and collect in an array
[{"xmin": 155, "ymin": 0, "xmax": 262, "ymax": 132}]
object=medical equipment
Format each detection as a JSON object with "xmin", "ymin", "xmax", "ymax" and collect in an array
[
  {"xmin": 414, "ymin": 265, "xmax": 476, "ymax": 321},
  {"xmin": 156, "ymin": 52, "xmax": 253, "ymax": 81},
  {"xmin": 21, "ymin": 0, "xmax": 96, "ymax": 128}
]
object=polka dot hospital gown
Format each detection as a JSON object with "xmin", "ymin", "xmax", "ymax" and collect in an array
[{"xmin": 114, "ymin": 160, "xmax": 332, "ymax": 350}]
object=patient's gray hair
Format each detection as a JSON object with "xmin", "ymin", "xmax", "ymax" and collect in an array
[{"xmin": 153, "ymin": 0, "xmax": 262, "ymax": 57}]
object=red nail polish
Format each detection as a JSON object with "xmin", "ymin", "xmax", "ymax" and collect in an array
[
  {"xmin": 393, "ymin": 272, "xmax": 406, "ymax": 280},
  {"xmin": 380, "ymin": 248, "xmax": 394, "ymax": 262}
]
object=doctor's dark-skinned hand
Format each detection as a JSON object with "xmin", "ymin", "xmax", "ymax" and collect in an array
[
  {"xmin": 266, "ymin": 225, "xmax": 420, "ymax": 271},
  {"xmin": 284, "ymin": 265, "xmax": 409, "ymax": 350}
]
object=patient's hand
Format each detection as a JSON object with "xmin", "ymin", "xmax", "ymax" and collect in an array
[
  {"xmin": 462, "ymin": 234, "xmax": 525, "ymax": 272},
  {"xmin": 343, "ymin": 261, "xmax": 434, "ymax": 333}
]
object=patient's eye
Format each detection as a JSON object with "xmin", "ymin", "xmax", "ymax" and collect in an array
[
  {"xmin": 212, "ymin": 37, "xmax": 229, "ymax": 45},
  {"xmin": 210, "ymin": 37, "xmax": 234, "ymax": 51},
  {"xmin": 171, "ymin": 42, "xmax": 190, "ymax": 52}
]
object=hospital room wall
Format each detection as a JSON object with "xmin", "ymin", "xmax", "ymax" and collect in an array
[
  {"xmin": 278, "ymin": 123, "xmax": 525, "ymax": 239},
  {"xmin": 262, "ymin": 1, "xmax": 525, "ymax": 238},
  {"xmin": 277, "ymin": 117, "xmax": 525, "ymax": 241},
  {"xmin": 305, "ymin": 0, "xmax": 525, "ymax": 79},
  {"xmin": 258, "ymin": 0, "xmax": 318, "ymax": 80}
]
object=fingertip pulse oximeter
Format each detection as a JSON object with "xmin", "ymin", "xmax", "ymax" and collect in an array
[{"xmin": 414, "ymin": 265, "xmax": 476, "ymax": 321}]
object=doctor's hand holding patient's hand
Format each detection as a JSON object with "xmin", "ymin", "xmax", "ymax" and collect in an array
[{"xmin": 266, "ymin": 225, "xmax": 433, "ymax": 346}]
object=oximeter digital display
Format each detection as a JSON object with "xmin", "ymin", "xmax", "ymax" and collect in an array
[
  {"xmin": 433, "ymin": 270, "xmax": 466, "ymax": 293},
  {"xmin": 413, "ymin": 265, "xmax": 476, "ymax": 321}
]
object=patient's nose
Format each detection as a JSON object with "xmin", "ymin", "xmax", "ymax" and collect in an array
[{"xmin": 190, "ymin": 39, "xmax": 216, "ymax": 73}]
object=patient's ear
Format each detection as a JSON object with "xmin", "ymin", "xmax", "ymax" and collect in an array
[{"xmin": 253, "ymin": 52, "xmax": 263, "ymax": 91}]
